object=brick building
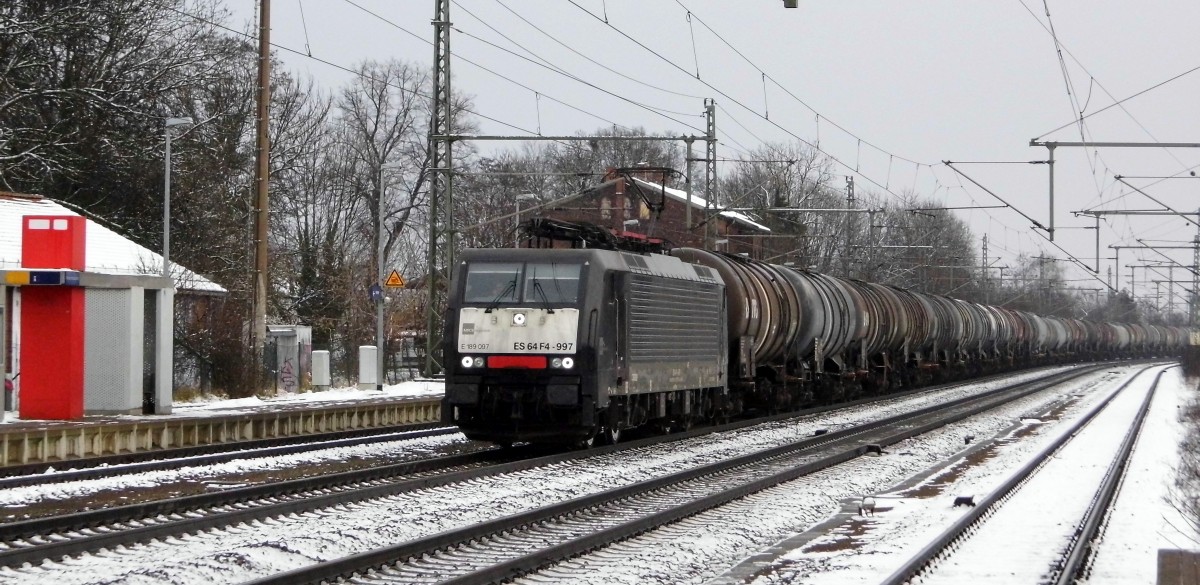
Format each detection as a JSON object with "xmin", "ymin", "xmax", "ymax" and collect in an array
[{"xmin": 534, "ymin": 168, "xmax": 780, "ymax": 259}]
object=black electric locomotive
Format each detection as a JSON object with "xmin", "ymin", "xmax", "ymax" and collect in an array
[{"xmin": 443, "ymin": 247, "xmax": 728, "ymax": 446}]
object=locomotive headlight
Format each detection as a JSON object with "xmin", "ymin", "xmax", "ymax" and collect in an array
[
  {"xmin": 551, "ymin": 357, "xmax": 563, "ymax": 368},
  {"xmin": 561, "ymin": 357, "xmax": 575, "ymax": 369},
  {"xmin": 473, "ymin": 357, "xmax": 485, "ymax": 368},
  {"xmin": 461, "ymin": 356, "xmax": 475, "ymax": 368},
  {"xmin": 512, "ymin": 313, "xmax": 527, "ymax": 326}
]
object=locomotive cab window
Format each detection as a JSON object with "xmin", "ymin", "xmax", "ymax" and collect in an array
[
  {"xmin": 464, "ymin": 262, "xmax": 521, "ymax": 303},
  {"xmin": 523, "ymin": 263, "xmax": 581, "ymax": 304},
  {"xmin": 463, "ymin": 261, "xmax": 581, "ymax": 305}
]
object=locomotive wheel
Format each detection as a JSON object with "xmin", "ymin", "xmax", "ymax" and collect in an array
[
  {"xmin": 600, "ymin": 424, "xmax": 622, "ymax": 445},
  {"xmin": 675, "ymin": 416, "xmax": 694, "ymax": 433}
]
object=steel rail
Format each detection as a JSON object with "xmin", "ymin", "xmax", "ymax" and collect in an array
[
  {"xmin": 0, "ymin": 361, "xmax": 1042, "ymax": 486},
  {"xmin": 0, "ymin": 426, "xmax": 456, "ymax": 489},
  {"xmin": 0, "ymin": 368, "xmax": 1024, "ymax": 568},
  {"xmin": 1050, "ymin": 366, "xmax": 1171, "ymax": 584},
  {"xmin": 0, "ymin": 448, "xmax": 515, "ymax": 565},
  {"xmin": 879, "ymin": 364, "xmax": 1165, "ymax": 585},
  {"xmin": 247, "ymin": 365, "xmax": 1110, "ymax": 585},
  {"xmin": 0, "ymin": 365, "xmax": 1015, "ymax": 526},
  {"xmin": 0, "ymin": 363, "xmax": 1129, "ymax": 573}
]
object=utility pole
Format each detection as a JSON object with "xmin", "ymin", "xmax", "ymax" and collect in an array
[
  {"xmin": 251, "ymin": 0, "xmax": 271, "ymax": 384},
  {"xmin": 425, "ymin": 0, "xmax": 453, "ymax": 376},
  {"xmin": 377, "ymin": 166, "xmax": 386, "ymax": 390},
  {"xmin": 981, "ymin": 234, "xmax": 988, "ymax": 305},
  {"xmin": 844, "ymin": 176, "xmax": 854, "ymax": 278},
  {"xmin": 685, "ymin": 137, "xmax": 694, "ymax": 233},
  {"xmin": 1169, "ymin": 266, "xmax": 1175, "ymax": 318},
  {"xmin": 866, "ymin": 209, "xmax": 877, "ymax": 281},
  {"xmin": 1034, "ymin": 255, "xmax": 1048, "ymax": 312},
  {"xmin": 704, "ymin": 99, "xmax": 717, "ymax": 248},
  {"xmin": 1194, "ymin": 232, "xmax": 1199, "ymax": 326},
  {"xmin": 1046, "ymin": 143, "xmax": 1056, "ymax": 241}
]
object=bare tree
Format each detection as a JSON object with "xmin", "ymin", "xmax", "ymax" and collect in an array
[{"xmin": 0, "ymin": 0, "xmax": 234, "ymax": 197}]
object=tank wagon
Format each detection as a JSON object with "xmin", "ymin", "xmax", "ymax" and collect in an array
[{"xmin": 443, "ymin": 245, "xmax": 1190, "ymax": 446}]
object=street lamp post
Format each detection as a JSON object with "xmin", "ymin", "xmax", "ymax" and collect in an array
[
  {"xmin": 159, "ymin": 116, "xmax": 191, "ymax": 415},
  {"xmin": 163, "ymin": 116, "xmax": 193, "ymax": 277},
  {"xmin": 377, "ymin": 166, "xmax": 387, "ymax": 391},
  {"xmin": 514, "ymin": 194, "xmax": 537, "ymax": 248}
]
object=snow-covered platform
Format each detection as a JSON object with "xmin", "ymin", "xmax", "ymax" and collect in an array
[{"xmin": 0, "ymin": 381, "xmax": 445, "ymax": 466}]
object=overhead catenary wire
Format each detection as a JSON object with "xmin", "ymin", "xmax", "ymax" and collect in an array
[
  {"xmin": 344, "ymin": 0, "xmax": 706, "ymax": 137},
  {"xmin": 157, "ymin": 1, "xmax": 536, "ymax": 136},
  {"xmin": 451, "ymin": 1, "xmax": 706, "ymax": 122},
  {"xmin": 1016, "ymin": 0, "xmax": 1193, "ymax": 221},
  {"xmin": 450, "ymin": 25, "xmax": 706, "ymax": 123},
  {"xmin": 674, "ymin": 1, "xmax": 926, "ymax": 169},
  {"xmin": 679, "ymin": 10, "xmax": 1019, "ymax": 263},
  {"xmin": 1035, "ymin": 64, "xmax": 1200, "ymax": 140},
  {"xmin": 296, "ymin": 0, "xmax": 312, "ymax": 56},
  {"xmin": 490, "ymin": 0, "xmax": 707, "ymax": 100},
  {"xmin": 1015, "ymin": 0, "xmax": 1193, "ymax": 186},
  {"xmin": 1013, "ymin": 0, "xmax": 1200, "ymax": 286},
  {"xmin": 565, "ymin": 1, "xmax": 923, "ymax": 202}
]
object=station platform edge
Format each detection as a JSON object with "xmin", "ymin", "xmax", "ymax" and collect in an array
[{"xmin": 0, "ymin": 396, "xmax": 442, "ymax": 467}]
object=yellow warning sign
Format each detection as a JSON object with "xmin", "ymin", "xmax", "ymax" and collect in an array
[{"xmin": 384, "ymin": 270, "xmax": 405, "ymax": 288}]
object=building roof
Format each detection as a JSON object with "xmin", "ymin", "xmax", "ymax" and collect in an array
[
  {"xmin": 628, "ymin": 177, "xmax": 772, "ymax": 233},
  {"xmin": 0, "ymin": 192, "xmax": 226, "ymax": 294}
]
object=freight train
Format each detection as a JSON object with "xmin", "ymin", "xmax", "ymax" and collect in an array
[{"xmin": 442, "ymin": 223, "xmax": 1190, "ymax": 447}]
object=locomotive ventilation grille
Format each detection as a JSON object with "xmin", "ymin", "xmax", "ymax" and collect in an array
[{"xmin": 627, "ymin": 274, "xmax": 723, "ymax": 362}]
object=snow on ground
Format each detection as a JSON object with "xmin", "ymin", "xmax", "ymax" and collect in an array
[
  {"xmin": 0, "ymin": 367, "xmax": 1070, "ymax": 505},
  {"xmin": 0, "ymin": 379, "xmax": 444, "ymax": 425},
  {"xmin": 4, "ymin": 364, "xmax": 1193, "ymax": 585},
  {"xmin": 507, "ymin": 365, "xmax": 1186, "ymax": 585},
  {"xmin": 916, "ymin": 364, "xmax": 1165, "ymax": 584},
  {"xmin": 167, "ymin": 379, "xmax": 443, "ymax": 413},
  {"xmin": 1088, "ymin": 367, "xmax": 1200, "ymax": 584},
  {"xmin": 0, "ymin": 380, "xmax": 455, "ymax": 509},
  {"xmin": 714, "ymin": 364, "xmax": 1199, "ymax": 585},
  {"xmin": 0, "ymin": 431, "xmax": 471, "ymax": 509},
  {"xmin": 0, "ymin": 367, "xmax": 1099, "ymax": 584}
]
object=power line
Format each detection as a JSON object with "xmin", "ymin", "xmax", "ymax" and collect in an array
[
  {"xmin": 1015, "ymin": 0, "xmax": 1193, "ymax": 226},
  {"xmin": 158, "ymin": 1, "xmax": 536, "ymax": 136},
  {"xmin": 675, "ymin": 1, "xmax": 927, "ymax": 168},
  {"xmin": 1015, "ymin": 0, "xmax": 1191, "ymax": 172},
  {"xmin": 450, "ymin": 2, "xmax": 707, "ymax": 123},
  {"xmin": 1035, "ymin": 64, "xmax": 1200, "ymax": 139},
  {"xmin": 340, "ymin": 0, "xmax": 702, "ymax": 138},
  {"xmin": 491, "ymin": 0, "xmax": 707, "ymax": 101},
  {"xmin": 566, "ymin": 1, "xmax": 914, "ymax": 202}
]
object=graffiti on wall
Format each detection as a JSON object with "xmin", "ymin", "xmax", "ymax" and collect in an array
[{"xmin": 280, "ymin": 357, "xmax": 298, "ymax": 393}]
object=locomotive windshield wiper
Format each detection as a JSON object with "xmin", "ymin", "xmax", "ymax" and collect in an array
[
  {"xmin": 483, "ymin": 279, "xmax": 516, "ymax": 313},
  {"xmin": 531, "ymin": 278, "xmax": 556, "ymax": 314}
]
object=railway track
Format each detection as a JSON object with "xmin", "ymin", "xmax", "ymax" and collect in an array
[
  {"xmin": 0, "ymin": 364, "xmax": 1077, "ymax": 524},
  {"xmin": 880, "ymin": 363, "xmax": 1168, "ymax": 585},
  {"xmin": 0, "ymin": 425, "xmax": 458, "ymax": 489},
  {"xmin": 242, "ymin": 365, "xmax": 1110, "ymax": 585},
  {"xmin": 0, "ymin": 363, "xmax": 1121, "ymax": 582}
]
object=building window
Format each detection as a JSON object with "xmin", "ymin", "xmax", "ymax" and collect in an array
[{"xmin": 600, "ymin": 197, "xmax": 611, "ymax": 219}]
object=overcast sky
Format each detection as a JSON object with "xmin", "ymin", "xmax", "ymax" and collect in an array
[{"xmin": 225, "ymin": 0, "xmax": 1200, "ymax": 301}]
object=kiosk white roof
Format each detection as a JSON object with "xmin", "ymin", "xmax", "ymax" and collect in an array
[{"xmin": 0, "ymin": 192, "xmax": 226, "ymax": 294}]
